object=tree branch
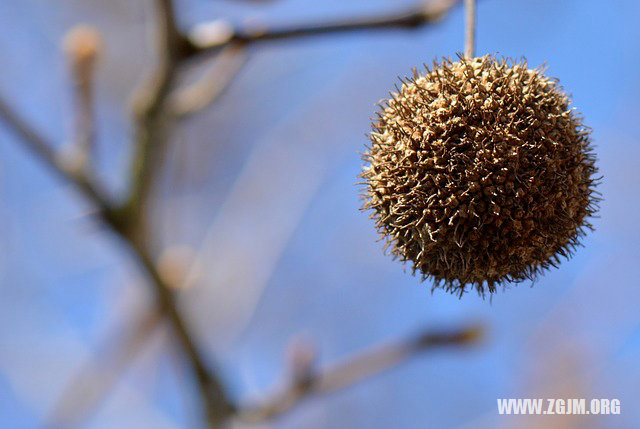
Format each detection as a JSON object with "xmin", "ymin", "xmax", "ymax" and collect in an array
[
  {"xmin": 0, "ymin": 92, "xmax": 235, "ymax": 427},
  {"xmin": 187, "ymin": 0, "xmax": 461, "ymax": 54},
  {"xmin": 170, "ymin": 42, "xmax": 247, "ymax": 118},
  {"xmin": 123, "ymin": 0, "xmax": 191, "ymax": 236},
  {"xmin": 239, "ymin": 324, "xmax": 484, "ymax": 422},
  {"xmin": 122, "ymin": 1, "xmax": 238, "ymax": 426},
  {"xmin": 2, "ymin": 1, "xmax": 476, "ymax": 427},
  {"xmin": 0, "ymin": 1, "xmax": 234, "ymax": 422},
  {"xmin": 0, "ymin": 95, "xmax": 112, "ymax": 216},
  {"xmin": 130, "ymin": 240, "xmax": 236, "ymax": 426}
]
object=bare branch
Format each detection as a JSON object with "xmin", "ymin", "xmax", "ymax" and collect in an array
[
  {"xmin": 127, "ymin": 238, "xmax": 235, "ymax": 426},
  {"xmin": 123, "ymin": 0, "xmax": 190, "ymax": 235},
  {"xmin": 239, "ymin": 324, "xmax": 485, "ymax": 422},
  {"xmin": 3, "ymin": 1, "xmax": 235, "ymax": 423},
  {"xmin": 188, "ymin": 0, "xmax": 461, "ymax": 54},
  {"xmin": 0, "ymin": 89, "xmax": 235, "ymax": 426},
  {"xmin": 0, "ymin": 94, "xmax": 112, "ymax": 215},
  {"xmin": 121, "ymin": 1, "xmax": 237, "ymax": 426}
]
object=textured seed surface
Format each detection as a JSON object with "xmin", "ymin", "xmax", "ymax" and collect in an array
[{"xmin": 361, "ymin": 55, "xmax": 599, "ymax": 296}]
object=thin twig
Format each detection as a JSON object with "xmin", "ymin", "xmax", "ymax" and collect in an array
[
  {"xmin": 70, "ymin": 72, "xmax": 97, "ymax": 170},
  {"xmin": 63, "ymin": 25, "xmax": 103, "ymax": 172},
  {"xmin": 123, "ymin": 0, "xmax": 191, "ymax": 237},
  {"xmin": 123, "ymin": 0, "xmax": 237, "ymax": 424},
  {"xmin": 0, "ymin": 95, "xmax": 112, "ymax": 216},
  {"xmin": 170, "ymin": 42, "xmax": 247, "ymax": 118},
  {"xmin": 1, "ymin": 1, "xmax": 234, "ymax": 421},
  {"xmin": 127, "ymin": 238, "xmax": 235, "ymax": 426},
  {"xmin": 464, "ymin": 0, "xmax": 476, "ymax": 58},
  {"xmin": 45, "ymin": 306, "xmax": 163, "ymax": 429},
  {"xmin": 187, "ymin": 0, "xmax": 461, "ymax": 54},
  {"xmin": 239, "ymin": 324, "xmax": 484, "ymax": 422}
]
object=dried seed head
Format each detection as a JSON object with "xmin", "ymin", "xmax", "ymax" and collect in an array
[{"xmin": 361, "ymin": 55, "xmax": 599, "ymax": 296}]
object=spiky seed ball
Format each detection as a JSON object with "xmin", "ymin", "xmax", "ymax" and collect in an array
[{"xmin": 361, "ymin": 55, "xmax": 599, "ymax": 296}]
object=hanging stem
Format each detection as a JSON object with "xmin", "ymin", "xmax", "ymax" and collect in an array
[{"xmin": 464, "ymin": 0, "xmax": 476, "ymax": 58}]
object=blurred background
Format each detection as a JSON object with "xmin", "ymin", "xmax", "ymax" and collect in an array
[{"xmin": 0, "ymin": 0, "xmax": 639, "ymax": 428}]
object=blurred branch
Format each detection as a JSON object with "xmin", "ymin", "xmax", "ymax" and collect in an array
[
  {"xmin": 1, "ymin": 1, "xmax": 234, "ymax": 425},
  {"xmin": 0, "ymin": 90, "xmax": 234, "ymax": 427},
  {"xmin": 122, "ymin": 0, "xmax": 236, "ymax": 426},
  {"xmin": 170, "ymin": 42, "xmax": 247, "ymax": 118},
  {"xmin": 123, "ymin": 0, "xmax": 191, "ymax": 235},
  {"xmin": 46, "ymin": 306, "xmax": 163, "ymax": 429},
  {"xmin": 128, "ymin": 239, "xmax": 236, "ymax": 427},
  {"xmin": 187, "ymin": 0, "xmax": 461, "ymax": 54},
  {"xmin": 239, "ymin": 324, "xmax": 484, "ymax": 422},
  {"xmin": 121, "ymin": 0, "xmax": 464, "ymax": 221},
  {"xmin": 0, "ymin": 95, "xmax": 112, "ymax": 217}
]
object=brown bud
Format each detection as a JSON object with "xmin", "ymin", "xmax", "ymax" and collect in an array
[{"xmin": 62, "ymin": 24, "xmax": 103, "ymax": 72}]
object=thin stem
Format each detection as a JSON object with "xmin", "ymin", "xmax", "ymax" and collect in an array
[
  {"xmin": 124, "ymin": 0, "xmax": 190, "ymax": 238},
  {"xmin": 122, "ymin": 0, "xmax": 236, "ymax": 425},
  {"xmin": 72, "ymin": 76, "xmax": 95, "ymax": 168},
  {"xmin": 188, "ymin": 0, "xmax": 461, "ymax": 54},
  {"xmin": 126, "ymin": 238, "xmax": 235, "ymax": 426},
  {"xmin": 63, "ymin": 25, "xmax": 102, "ymax": 172},
  {"xmin": 0, "ymin": 95, "xmax": 112, "ymax": 215},
  {"xmin": 170, "ymin": 42, "xmax": 247, "ymax": 118},
  {"xmin": 464, "ymin": 0, "xmax": 476, "ymax": 58},
  {"xmin": 123, "ymin": 0, "xmax": 238, "ymax": 425}
]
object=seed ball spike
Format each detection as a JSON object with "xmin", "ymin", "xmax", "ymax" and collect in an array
[{"xmin": 361, "ymin": 54, "xmax": 599, "ymax": 296}]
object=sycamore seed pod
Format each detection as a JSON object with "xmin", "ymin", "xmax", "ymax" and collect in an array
[{"xmin": 361, "ymin": 55, "xmax": 599, "ymax": 296}]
